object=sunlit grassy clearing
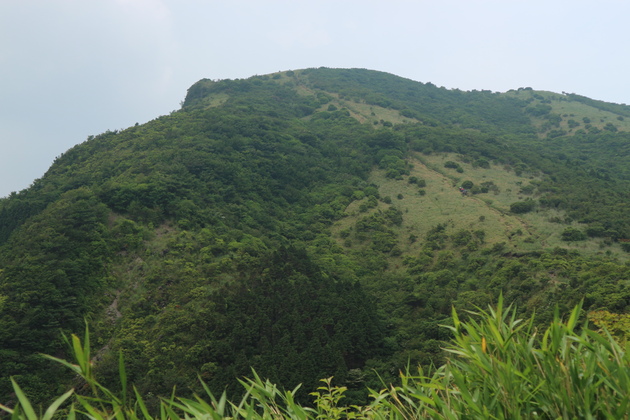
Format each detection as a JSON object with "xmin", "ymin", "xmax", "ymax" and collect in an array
[
  {"xmin": 503, "ymin": 89, "xmax": 630, "ymax": 133},
  {"xmin": 334, "ymin": 157, "xmax": 532, "ymax": 258},
  {"xmin": 335, "ymin": 153, "xmax": 628, "ymax": 260},
  {"xmin": 418, "ymin": 153, "xmax": 624, "ymax": 256}
]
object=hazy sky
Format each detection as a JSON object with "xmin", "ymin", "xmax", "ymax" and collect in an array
[{"xmin": 2, "ymin": 0, "xmax": 630, "ymax": 197}]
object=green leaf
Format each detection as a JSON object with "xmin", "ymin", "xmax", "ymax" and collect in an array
[
  {"xmin": 41, "ymin": 354, "xmax": 82, "ymax": 375},
  {"xmin": 119, "ymin": 351, "xmax": 127, "ymax": 406},
  {"xmin": 133, "ymin": 386, "xmax": 152, "ymax": 420},
  {"xmin": 452, "ymin": 306, "xmax": 461, "ymax": 332},
  {"xmin": 76, "ymin": 395, "xmax": 106, "ymax": 420},
  {"xmin": 10, "ymin": 378, "xmax": 37, "ymax": 420},
  {"xmin": 42, "ymin": 388, "xmax": 74, "ymax": 420},
  {"xmin": 0, "ymin": 403, "xmax": 14, "ymax": 415}
]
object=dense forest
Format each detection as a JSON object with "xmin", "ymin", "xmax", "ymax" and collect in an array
[{"xmin": 1, "ymin": 68, "xmax": 629, "ymax": 414}]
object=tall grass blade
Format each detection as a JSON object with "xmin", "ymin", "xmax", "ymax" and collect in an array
[
  {"xmin": 133, "ymin": 386, "xmax": 152, "ymax": 420},
  {"xmin": 0, "ymin": 403, "xmax": 14, "ymax": 416},
  {"xmin": 42, "ymin": 388, "xmax": 74, "ymax": 420},
  {"xmin": 10, "ymin": 378, "xmax": 37, "ymax": 420},
  {"xmin": 119, "ymin": 350, "xmax": 127, "ymax": 406}
]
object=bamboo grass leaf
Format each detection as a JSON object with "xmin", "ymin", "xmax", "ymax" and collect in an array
[
  {"xmin": 161, "ymin": 401, "xmax": 180, "ymax": 420},
  {"xmin": 75, "ymin": 395, "xmax": 107, "ymax": 420},
  {"xmin": 565, "ymin": 301, "xmax": 582, "ymax": 332},
  {"xmin": 119, "ymin": 351, "xmax": 127, "ymax": 406},
  {"xmin": 133, "ymin": 386, "xmax": 152, "ymax": 420},
  {"xmin": 11, "ymin": 404, "xmax": 22, "ymax": 420},
  {"xmin": 42, "ymin": 388, "xmax": 74, "ymax": 420},
  {"xmin": 10, "ymin": 378, "xmax": 37, "ymax": 420},
  {"xmin": 0, "ymin": 403, "xmax": 13, "ymax": 416},
  {"xmin": 40, "ymin": 354, "xmax": 82, "ymax": 375}
]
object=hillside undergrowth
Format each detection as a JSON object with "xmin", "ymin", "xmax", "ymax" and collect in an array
[{"xmin": 3, "ymin": 301, "xmax": 629, "ymax": 419}]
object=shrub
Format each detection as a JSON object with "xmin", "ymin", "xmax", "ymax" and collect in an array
[
  {"xmin": 526, "ymin": 104, "xmax": 552, "ymax": 116},
  {"xmin": 561, "ymin": 227, "xmax": 587, "ymax": 241},
  {"xmin": 604, "ymin": 122, "xmax": 618, "ymax": 132},
  {"xmin": 567, "ymin": 119, "xmax": 580, "ymax": 128},
  {"xmin": 519, "ymin": 184, "xmax": 535, "ymax": 195},
  {"xmin": 474, "ymin": 159, "xmax": 490, "ymax": 169},
  {"xmin": 408, "ymin": 177, "xmax": 426, "ymax": 188},
  {"xmin": 586, "ymin": 224, "xmax": 606, "ymax": 237},
  {"xmin": 510, "ymin": 200, "xmax": 535, "ymax": 214}
]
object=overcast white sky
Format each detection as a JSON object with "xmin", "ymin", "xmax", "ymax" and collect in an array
[{"xmin": 2, "ymin": 0, "xmax": 630, "ymax": 197}]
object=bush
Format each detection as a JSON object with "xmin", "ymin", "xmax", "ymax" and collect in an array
[
  {"xmin": 510, "ymin": 200, "xmax": 535, "ymax": 214},
  {"xmin": 408, "ymin": 177, "xmax": 426, "ymax": 187},
  {"xmin": 561, "ymin": 227, "xmax": 587, "ymax": 241},
  {"xmin": 586, "ymin": 224, "xmax": 606, "ymax": 237},
  {"xmin": 444, "ymin": 159, "xmax": 465, "ymax": 173},
  {"xmin": 526, "ymin": 104, "xmax": 552, "ymax": 116},
  {"xmin": 604, "ymin": 122, "xmax": 618, "ymax": 132},
  {"xmin": 474, "ymin": 159, "xmax": 490, "ymax": 169}
]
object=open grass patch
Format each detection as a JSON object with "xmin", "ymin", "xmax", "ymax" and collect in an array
[{"xmin": 335, "ymin": 154, "xmax": 629, "ymax": 261}]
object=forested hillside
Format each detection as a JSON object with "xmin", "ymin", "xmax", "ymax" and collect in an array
[{"xmin": 1, "ymin": 68, "xmax": 629, "ymax": 409}]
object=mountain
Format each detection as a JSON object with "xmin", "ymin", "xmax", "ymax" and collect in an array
[{"xmin": 1, "ymin": 68, "xmax": 629, "ymax": 406}]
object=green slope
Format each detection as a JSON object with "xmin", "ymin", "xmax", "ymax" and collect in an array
[{"xmin": 1, "ymin": 68, "xmax": 629, "ymax": 407}]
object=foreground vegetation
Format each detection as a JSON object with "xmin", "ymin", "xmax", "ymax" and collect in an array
[{"xmin": 2, "ymin": 300, "xmax": 629, "ymax": 419}]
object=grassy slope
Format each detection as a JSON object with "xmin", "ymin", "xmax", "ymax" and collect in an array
[
  {"xmin": 503, "ymin": 89, "xmax": 630, "ymax": 135},
  {"xmin": 308, "ymin": 79, "xmax": 630, "ymax": 260},
  {"xmin": 332, "ymin": 152, "xmax": 628, "ymax": 262}
]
